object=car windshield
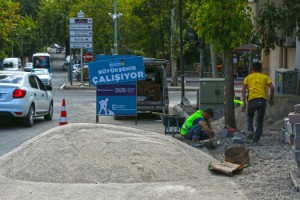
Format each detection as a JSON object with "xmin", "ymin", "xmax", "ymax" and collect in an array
[
  {"xmin": 2, "ymin": 62, "xmax": 14, "ymax": 68},
  {"xmin": 0, "ymin": 74, "xmax": 23, "ymax": 84},
  {"xmin": 32, "ymin": 69, "xmax": 49, "ymax": 75}
]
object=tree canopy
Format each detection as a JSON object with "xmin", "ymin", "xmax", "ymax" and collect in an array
[
  {"xmin": 188, "ymin": 0, "xmax": 253, "ymax": 128},
  {"xmin": 0, "ymin": 0, "xmax": 21, "ymax": 58}
]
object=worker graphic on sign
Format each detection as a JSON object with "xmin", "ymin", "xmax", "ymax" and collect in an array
[{"xmin": 98, "ymin": 98, "xmax": 115, "ymax": 115}]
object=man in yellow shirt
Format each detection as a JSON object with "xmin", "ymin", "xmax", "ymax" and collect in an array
[{"xmin": 242, "ymin": 62, "xmax": 274, "ymax": 143}]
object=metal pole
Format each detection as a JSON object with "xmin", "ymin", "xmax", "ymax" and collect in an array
[
  {"xmin": 179, "ymin": 0, "xmax": 185, "ymax": 102},
  {"xmin": 80, "ymin": 48, "xmax": 83, "ymax": 86},
  {"xmin": 113, "ymin": 0, "xmax": 118, "ymax": 55},
  {"xmin": 69, "ymin": 41, "xmax": 73, "ymax": 85}
]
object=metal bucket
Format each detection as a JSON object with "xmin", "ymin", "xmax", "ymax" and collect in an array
[{"xmin": 224, "ymin": 146, "xmax": 250, "ymax": 165}]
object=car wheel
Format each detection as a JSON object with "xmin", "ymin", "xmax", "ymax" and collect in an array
[
  {"xmin": 44, "ymin": 102, "xmax": 53, "ymax": 120},
  {"xmin": 23, "ymin": 105, "xmax": 35, "ymax": 127}
]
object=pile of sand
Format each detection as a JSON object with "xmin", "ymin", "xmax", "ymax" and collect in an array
[{"xmin": 0, "ymin": 123, "xmax": 217, "ymax": 184}]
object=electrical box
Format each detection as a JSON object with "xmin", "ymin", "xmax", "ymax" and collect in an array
[
  {"xmin": 199, "ymin": 78, "xmax": 224, "ymax": 104},
  {"xmin": 275, "ymin": 68, "xmax": 298, "ymax": 95}
]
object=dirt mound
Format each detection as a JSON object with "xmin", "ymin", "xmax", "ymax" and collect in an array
[
  {"xmin": 219, "ymin": 95, "xmax": 300, "ymax": 131},
  {"xmin": 0, "ymin": 123, "xmax": 217, "ymax": 184}
]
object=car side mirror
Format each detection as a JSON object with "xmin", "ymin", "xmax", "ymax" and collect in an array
[{"xmin": 45, "ymin": 85, "xmax": 52, "ymax": 91}]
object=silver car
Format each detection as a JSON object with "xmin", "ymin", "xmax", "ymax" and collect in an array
[
  {"xmin": 31, "ymin": 68, "xmax": 52, "ymax": 87},
  {"xmin": 0, "ymin": 71, "xmax": 53, "ymax": 127},
  {"xmin": 23, "ymin": 62, "xmax": 33, "ymax": 72}
]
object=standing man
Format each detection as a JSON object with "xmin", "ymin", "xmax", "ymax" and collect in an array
[{"xmin": 242, "ymin": 62, "xmax": 274, "ymax": 143}]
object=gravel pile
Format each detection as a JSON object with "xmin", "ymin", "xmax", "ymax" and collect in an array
[
  {"xmin": 0, "ymin": 123, "xmax": 217, "ymax": 184},
  {"xmin": 180, "ymin": 104, "xmax": 299, "ymax": 200}
]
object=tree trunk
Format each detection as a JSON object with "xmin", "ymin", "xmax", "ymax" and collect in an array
[
  {"xmin": 223, "ymin": 52, "xmax": 236, "ymax": 129},
  {"xmin": 210, "ymin": 44, "xmax": 217, "ymax": 78},
  {"xmin": 170, "ymin": 0, "xmax": 177, "ymax": 86}
]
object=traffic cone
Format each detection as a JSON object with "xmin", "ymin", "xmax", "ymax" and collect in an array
[{"xmin": 59, "ymin": 98, "xmax": 68, "ymax": 126}]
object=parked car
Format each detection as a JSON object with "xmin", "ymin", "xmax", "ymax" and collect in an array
[
  {"xmin": 1, "ymin": 57, "xmax": 22, "ymax": 71},
  {"xmin": 23, "ymin": 62, "xmax": 33, "ymax": 72},
  {"xmin": 74, "ymin": 63, "xmax": 89, "ymax": 81},
  {"xmin": 62, "ymin": 62, "xmax": 69, "ymax": 71},
  {"xmin": 47, "ymin": 43, "xmax": 62, "ymax": 54},
  {"xmin": 30, "ymin": 68, "xmax": 52, "ymax": 87},
  {"xmin": 0, "ymin": 71, "xmax": 53, "ymax": 127},
  {"xmin": 56, "ymin": 47, "xmax": 62, "ymax": 54},
  {"xmin": 137, "ymin": 58, "xmax": 169, "ymax": 114}
]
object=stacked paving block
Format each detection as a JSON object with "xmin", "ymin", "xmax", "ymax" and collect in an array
[{"xmin": 289, "ymin": 104, "xmax": 300, "ymax": 190}]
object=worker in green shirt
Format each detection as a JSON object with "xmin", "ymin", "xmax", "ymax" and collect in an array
[{"xmin": 180, "ymin": 108, "xmax": 214, "ymax": 147}]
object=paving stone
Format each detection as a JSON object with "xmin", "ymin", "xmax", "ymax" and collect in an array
[
  {"xmin": 232, "ymin": 136, "xmax": 243, "ymax": 144},
  {"xmin": 295, "ymin": 104, "xmax": 300, "ymax": 113},
  {"xmin": 294, "ymin": 123, "xmax": 300, "ymax": 136},
  {"xmin": 294, "ymin": 136, "xmax": 300, "ymax": 149},
  {"xmin": 285, "ymin": 131, "xmax": 295, "ymax": 145},
  {"xmin": 286, "ymin": 121, "xmax": 294, "ymax": 134},
  {"xmin": 292, "ymin": 146, "xmax": 300, "ymax": 162},
  {"xmin": 289, "ymin": 112, "xmax": 300, "ymax": 124}
]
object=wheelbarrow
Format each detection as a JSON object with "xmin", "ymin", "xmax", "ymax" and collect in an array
[{"xmin": 160, "ymin": 114, "xmax": 185, "ymax": 136}]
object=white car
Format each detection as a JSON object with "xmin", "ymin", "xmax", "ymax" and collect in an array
[
  {"xmin": 31, "ymin": 68, "xmax": 52, "ymax": 87},
  {"xmin": 24, "ymin": 62, "xmax": 33, "ymax": 72},
  {"xmin": 0, "ymin": 71, "xmax": 53, "ymax": 127}
]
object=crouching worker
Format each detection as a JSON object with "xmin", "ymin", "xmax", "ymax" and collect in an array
[{"xmin": 180, "ymin": 108, "xmax": 215, "ymax": 147}]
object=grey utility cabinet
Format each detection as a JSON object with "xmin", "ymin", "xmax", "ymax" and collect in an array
[
  {"xmin": 199, "ymin": 78, "xmax": 225, "ymax": 104},
  {"xmin": 275, "ymin": 68, "xmax": 298, "ymax": 95}
]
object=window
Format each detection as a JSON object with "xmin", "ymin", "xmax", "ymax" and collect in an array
[
  {"xmin": 29, "ymin": 76, "xmax": 38, "ymax": 89},
  {"xmin": 35, "ymin": 76, "xmax": 46, "ymax": 90},
  {"xmin": 0, "ymin": 74, "xmax": 23, "ymax": 84}
]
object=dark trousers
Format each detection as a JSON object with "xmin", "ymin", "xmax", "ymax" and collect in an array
[
  {"xmin": 184, "ymin": 124, "xmax": 209, "ymax": 141},
  {"xmin": 247, "ymin": 98, "xmax": 266, "ymax": 142}
]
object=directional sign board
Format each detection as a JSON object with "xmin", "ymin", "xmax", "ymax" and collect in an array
[
  {"xmin": 69, "ymin": 17, "xmax": 93, "ymax": 49},
  {"xmin": 70, "ymin": 37, "xmax": 92, "ymax": 42},
  {"xmin": 70, "ymin": 31, "xmax": 92, "ymax": 37},
  {"xmin": 70, "ymin": 43, "xmax": 93, "ymax": 49}
]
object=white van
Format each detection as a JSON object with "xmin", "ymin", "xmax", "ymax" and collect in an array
[
  {"xmin": 2, "ymin": 58, "xmax": 22, "ymax": 71},
  {"xmin": 137, "ymin": 58, "xmax": 169, "ymax": 114}
]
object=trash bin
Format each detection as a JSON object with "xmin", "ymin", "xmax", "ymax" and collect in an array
[{"xmin": 161, "ymin": 114, "xmax": 185, "ymax": 135}]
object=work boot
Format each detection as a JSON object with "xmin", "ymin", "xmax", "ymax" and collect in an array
[{"xmin": 246, "ymin": 131, "xmax": 254, "ymax": 140}]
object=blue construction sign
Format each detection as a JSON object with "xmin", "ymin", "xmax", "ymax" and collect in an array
[
  {"xmin": 88, "ymin": 56, "xmax": 145, "ymax": 86},
  {"xmin": 96, "ymin": 82, "xmax": 137, "ymax": 116}
]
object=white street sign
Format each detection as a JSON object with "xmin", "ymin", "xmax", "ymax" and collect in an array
[
  {"xmin": 70, "ymin": 37, "xmax": 92, "ymax": 42},
  {"xmin": 70, "ymin": 30, "xmax": 92, "ymax": 36},
  {"xmin": 69, "ymin": 18, "xmax": 93, "ymax": 24},
  {"xmin": 70, "ymin": 24, "xmax": 92, "ymax": 30},
  {"xmin": 70, "ymin": 43, "xmax": 93, "ymax": 48},
  {"xmin": 69, "ymin": 16, "xmax": 93, "ymax": 49}
]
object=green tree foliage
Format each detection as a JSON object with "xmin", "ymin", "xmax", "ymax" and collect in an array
[
  {"xmin": 255, "ymin": 0, "xmax": 300, "ymax": 54},
  {"xmin": 131, "ymin": 0, "xmax": 171, "ymax": 57},
  {"xmin": 37, "ymin": 0, "xmax": 70, "ymax": 47},
  {"xmin": 189, "ymin": 0, "xmax": 253, "ymax": 128},
  {"xmin": 0, "ymin": 0, "xmax": 21, "ymax": 59},
  {"xmin": 13, "ymin": 0, "xmax": 40, "ymax": 19}
]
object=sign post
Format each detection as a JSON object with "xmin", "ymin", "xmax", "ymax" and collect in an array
[
  {"xmin": 90, "ymin": 56, "xmax": 145, "ymax": 123},
  {"xmin": 69, "ymin": 11, "xmax": 93, "ymax": 86}
]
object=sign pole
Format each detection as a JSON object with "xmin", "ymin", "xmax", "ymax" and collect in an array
[
  {"xmin": 69, "ymin": 41, "xmax": 73, "ymax": 85},
  {"xmin": 80, "ymin": 48, "xmax": 83, "ymax": 86}
]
